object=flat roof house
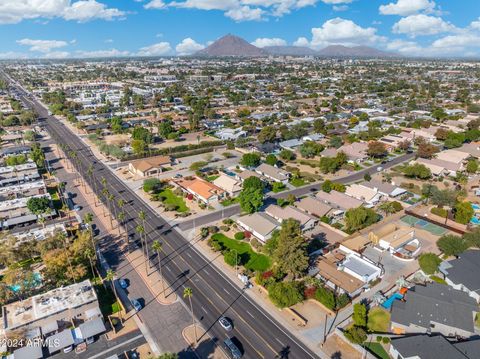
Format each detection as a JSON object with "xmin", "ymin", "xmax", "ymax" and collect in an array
[
  {"xmin": 128, "ymin": 156, "xmax": 172, "ymax": 177},
  {"xmin": 415, "ymin": 158, "xmax": 463, "ymax": 177},
  {"xmin": 439, "ymin": 250, "xmax": 480, "ymax": 302},
  {"xmin": 339, "ymin": 253, "xmax": 382, "ymax": 283},
  {"xmin": 212, "ymin": 174, "xmax": 242, "ymax": 197},
  {"xmin": 316, "ymin": 257, "xmax": 364, "ymax": 298},
  {"xmin": 0, "ymin": 162, "xmax": 39, "ymax": 187},
  {"xmin": 174, "ymin": 177, "xmax": 225, "ymax": 204},
  {"xmin": 345, "ymin": 183, "xmax": 382, "ymax": 205},
  {"xmin": 296, "ymin": 196, "xmax": 333, "ymax": 218},
  {"xmin": 0, "ymin": 193, "xmax": 53, "ymax": 229},
  {"xmin": 255, "ymin": 163, "xmax": 290, "ymax": 184},
  {"xmin": 359, "ymin": 180, "xmax": 407, "ymax": 198},
  {"xmin": 264, "ymin": 204, "xmax": 317, "ymax": 232},
  {"xmin": 316, "ymin": 190, "xmax": 363, "ymax": 211},
  {"xmin": 236, "ymin": 212, "xmax": 280, "ymax": 243},
  {"xmin": 391, "ymin": 282, "xmax": 478, "ymax": 338},
  {"xmin": 436, "ymin": 149, "xmax": 470, "ymax": 164}
]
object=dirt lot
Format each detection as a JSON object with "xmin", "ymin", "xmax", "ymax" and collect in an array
[
  {"xmin": 104, "ymin": 134, "xmax": 130, "ymax": 146},
  {"xmin": 151, "ymin": 131, "xmax": 212, "ymax": 149},
  {"xmin": 322, "ymin": 334, "xmax": 363, "ymax": 359}
]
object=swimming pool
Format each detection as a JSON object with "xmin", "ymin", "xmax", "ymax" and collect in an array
[
  {"xmin": 381, "ymin": 292, "xmax": 403, "ymax": 309},
  {"xmin": 471, "ymin": 217, "xmax": 480, "ymax": 225},
  {"xmin": 9, "ymin": 272, "xmax": 42, "ymax": 292},
  {"xmin": 472, "ymin": 204, "xmax": 480, "ymax": 211}
]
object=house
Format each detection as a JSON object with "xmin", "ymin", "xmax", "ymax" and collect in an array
[
  {"xmin": 458, "ymin": 142, "xmax": 480, "ymax": 159},
  {"xmin": 316, "ymin": 257, "xmax": 364, "ymax": 298},
  {"xmin": 389, "ymin": 334, "xmax": 480, "ymax": 359},
  {"xmin": 236, "ymin": 170, "xmax": 263, "ymax": 183},
  {"xmin": 400, "ymin": 128, "xmax": 436, "ymax": 142},
  {"xmin": 215, "ymin": 128, "xmax": 246, "ymax": 140},
  {"xmin": 173, "ymin": 177, "xmax": 225, "ymax": 204},
  {"xmin": 296, "ymin": 196, "xmax": 333, "ymax": 218},
  {"xmin": 255, "ymin": 163, "xmax": 290, "ymax": 184},
  {"xmin": 316, "ymin": 190, "xmax": 363, "ymax": 211},
  {"xmin": 415, "ymin": 158, "xmax": 463, "ymax": 177},
  {"xmin": 339, "ymin": 253, "xmax": 382, "ymax": 283},
  {"xmin": 0, "ymin": 179, "xmax": 46, "ymax": 201},
  {"xmin": 0, "ymin": 193, "xmax": 54, "ymax": 229},
  {"xmin": 0, "ymin": 161, "xmax": 39, "ymax": 187},
  {"xmin": 279, "ymin": 138, "xmax": 304, "ymax": 151},
  {"xmin": 302, "ymin": 134, "xmax": 324, "ymax": 141},
  {"xmin": 128, "ymin": 156, "xmax": 173, "ymax": 177},
  {"xmin": 359, "ymin": 180, "xmax": 407, "ymax": 198},
  {"xmin": 2, "ymin": 280, "xmax": 102, "ymax": 335},
  {"xmin": 391, "ymin": 282, "xmax": 478, "ymax": 338},
  {"xmin": 264, "ymin": 204, "xmax": 317, "ymax": 231},
  {"xmin": 370, "ymin": 224, "xmax": 421, "ymax": 259},
  {"xmin": 212, "ymin": 174, "xmax": 242, "ymax": 196},
  {"xmin": 439, "ymin": 250, "xmax": 480, "ymax": 302},
  {"xmin": 236, "ymin": 212, "xmax": 280, "ymax": 243},
  {"xmin": 345, "ymin": 183, "xmax": 382, "ymax": 205},
  {"xmin": 322, "ymin": 142, "xmax": 369, "ymax": 163},
  {"xmin": 436, "ymin": 149, "xmax": 470, "ymax": 165},
  {"xmin": 0, "ymin": 145, "xmax": 31, "ymax": 158}
]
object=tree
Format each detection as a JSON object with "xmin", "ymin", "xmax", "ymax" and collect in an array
[
  {"xmin": 418, "ymin": 253, "xmax": 441, "ymax": 274},
  {"xmin": 239, "ymin": 176, "xmax": 264, "ymax": 214},
  {"xmin": 417, "ymin": 142, "xmax": 438, "ymax": 159},
  {"xmin": 367, "ymin": 141, "xmax": 388, "ymax": 158},
  {"xmin": 131, "ymin": 139, "xmax": 147, "ymax": 154},
  {"xmin": 138, "ymin": 210, "xmax": 149, "ymax": 272},
  {"xmin": 431, "ymin": 188, "xmax": 457, "ymax": 208},
  {"xmin": 27, "ymin": 196, "xmax": 50, "ymax": 215},
  {"xmin": 157, "ymin": 354, "xmax": 179, "ymax": 359},
  {"xmin": 132, "ymin": 127, "xmax": 153, "ymax": 144},
  {"xmin": 444, "ymin": 132, "xmax": 465, "ymax": 149},
  {"xmin": 240, "ymin": 153, "xmax": 261, "ymax": 168},
  {"xmin": 344, "ymin": 326, "xmax": 367, "ymax": 345},
  {"xmin": 279, "ymin": 149, "xmax": 295, "ymax": 161},
  {"xmin": 258, "ymin": 126, "xmax": 277, "ymax": 144},
  {"xmin": 466, "ymin": 159, "xmax": 478, "ymax": 174},
  {"xmin": 83, "ymin": 213, "xmax": 95, "ymax": 258},
  {"xmin": 435, "ymin": 128, "xmax": 449, "ymax": 140},
  {"xmin": 143, "ymin": 178, "xmax": 162, "ymax": 193},
  {"xmin": 30, "ymin": 143, "xmax": 45, "ymax": 168},
  {"xmin": 345, "ymin": 207, "xmax": 378, "ymax": 232},
  {"xmin": 454, "ymin": 201, "xmax": 474, "ymax": 225},
  {"xmin": 403, "ymin": 163, "xmax": 431, "ymax": 179},
  {"xmin": 437, "ymin": 234, "xmax": 468, "ymax": 257},
  {"xmin": 268, "ymin": 281, "xmax": 304, "ymax": 308},
  {"xmin": 431, "ymin": 108, "xmax": 447, "ymax": 120},
  {"xmin": 329, "ymin": 136, "xmax": 343, "ymax": 149},
  {"xmin": 352, "ymin": 303, "xmax": 367, "ymax": 327},
  {"xmin": 319, "ymin": 152, "xmax": 347, "ymax": 174},
  {"xmin": 378, "ymin": 201, "xmax": 403, "ymax": 215},
  {"xmin": 398, "ymin": 139, "xmax": 411, "ymax": 151},
  {"xmin": 152, "ymin": 240, "xmax": 166, "ymax": 295},
  {"xmin": 363, "ymin": 173, "xmax": 371, "ymax": 182},
  {"xmin": 299, "ymin": 141, "xmax": 324, "ymax": 158},
  {"xmin": 158, "ymin": 119, "xmax": 174, "ymax": 139},
  {"xmin": 265, "ymin": 154, "xmax": 277, "ymax": 166},
  {"xmin": 183, "ymin": 287, "xmax": 197, "ymax": 345},
  {"xmin": 272, "ymin": 219, "xmax": 309, "ymax": 279}
]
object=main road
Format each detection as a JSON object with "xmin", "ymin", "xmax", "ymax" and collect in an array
[{"xmin": 6, "ymin": 76, "xmax": 319, "ymax": 359}]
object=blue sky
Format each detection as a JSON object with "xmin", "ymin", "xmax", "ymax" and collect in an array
[{"xmin": 0, "ymin": 0, "xmax": 479, "ymax": 58}]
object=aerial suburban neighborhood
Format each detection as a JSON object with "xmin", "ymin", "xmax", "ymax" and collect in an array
[{"xmin": 0, "ymin": 1, "xmax": 480, "ymax": 358}]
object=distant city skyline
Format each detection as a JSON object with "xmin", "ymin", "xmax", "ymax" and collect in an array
[{"xmin": 0, "ymin": 0, "xmax": 479, "ymax": 59}]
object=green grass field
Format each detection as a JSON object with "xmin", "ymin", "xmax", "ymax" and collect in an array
[
  {"xmin": 290, "ymin": 178, "xmax": 306, "ymax": 187},
  {"xmin": 367, "ymin": 307, "xmax": 391, "ymax": 333},
  {"xmin": 211, "ymin": 233, "xmax": 271, "ymax": 272},
  {"xmin": 159, "ymin": 189, "xmax": 188, "ymax": 213},
  {"xmin": 364, "ymin": 342, "xmax": 389, "ymax": 359}
]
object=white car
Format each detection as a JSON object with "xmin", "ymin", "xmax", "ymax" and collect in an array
[{"xmin": 218, "ymin": 316, "xmax": 233, "ymax": 331}]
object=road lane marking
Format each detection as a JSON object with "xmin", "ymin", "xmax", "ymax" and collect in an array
[
  {"xmin": 246, "ymin": 310, "xmax": 254, "ymax": 318},
  {"xmin": 275, "ymin": 338, "xmax": 285, "ymax": 346},
  {"xmin": 223, "ymin": 288, "xmax": 230, "ymax": 295},
  {"xmin": 186, "ymin": 252, "xmax": 192, "ymax": 259},
  {"xmin": 201, "ymin": 306, "xmax": 208, "ymax": 313}
]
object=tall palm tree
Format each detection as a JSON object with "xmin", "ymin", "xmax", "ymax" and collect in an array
[
  {"xmin": 152, "ymin": 240, "xmax": 166, "ymax": 294},
  {"xmin": 108, "ymin": 193, "xmax": 116, "ymax": 227},
  {"xmin": 183, "ymin": 287, "xmax": 197, "ymax": 346},
  {"xmin": 84, "ymin": 247, "xmax": 96, "ymax": 280},
  {"xmin": 117, "ymin": 211, "xmax": 126, "ymax": 237},
  {"xmin": 101, "ymin": 188, "xmax": 110, "ymax": 219},
  {"xmin": 135, "ymin": 224, "xmax": 148, "ymax": 272},
  {"xmin": 83, "ymin": 213, "xmax": 95, "ymax": 258},
  {"xmin": 37, "ymin": 216, "xmax": 46, "ymax": 229},
  {"xmin": 138, "ymin": 210, "xmax": 149, "ymax": 270},
  {"xmin": 105, "ymin": 269, "xmax": 121, "ymax": 320}
]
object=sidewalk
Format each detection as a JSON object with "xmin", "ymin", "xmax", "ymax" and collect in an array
[{"xmin": 183, "ymin": 324, "xmax": 226, "ymax": 359}]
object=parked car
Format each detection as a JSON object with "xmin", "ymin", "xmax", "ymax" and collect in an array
[
  {"xmin": 73, "ymin": 204, "xmax": 82, "ymax": 211},
  {"xmin": 218, "ymin": 316, "xmax": 233, "ymax": 331},
  {"xmin": 119, "ymin": 278, "xmax": 128, "ymax": 289},
  {"xmin": 131, "ymin": 298, "xmax": 142, "ymax": 311}
]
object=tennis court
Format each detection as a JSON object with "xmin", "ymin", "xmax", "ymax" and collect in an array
[{"xmin": 400, "ymin": 215, "xmax": 447, "ymax": 236}]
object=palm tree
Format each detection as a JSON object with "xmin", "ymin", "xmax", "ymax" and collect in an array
[
  {"xmin": 37, "ymin": 216, "xmax": 46, "ymax": 229},
  {"xmin": 101, "ymin": 188, "xmax": 110, "ymax": 219},
  {"xmin": 117, "ymin": 211, "xmax": 126, "ymax": 237},
  {"xmin": 152, "ymin": 240, "xmax": 166, "ymax": 294},
  {"xmin": 135, "ymin": 224, "xmax": 148, "ymax": 272},
  {"xmin": 108, "ymin": 193, "xmax": 116, "ymax": 227},
  {"xmin": 83, "ymin": 213, "xmax": 95, "ymax": 258},
  {"xmin": 138, "ymin": 210, "xmax": 149, "ymax": 271},
  {"xmin": 84, "ymin": 247, "xmax": 96, "ymax": 279},
  {"xmin": 105, "ymin": 269, "xmax": 121, "ymax": 320},
  {"xmin": 183, "ymin": 287, "xmax": 197, "ymax": 346}
]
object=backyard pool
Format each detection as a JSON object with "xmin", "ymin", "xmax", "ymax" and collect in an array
[
  {"xmin": 471, "ymin": 217, "xmax": 480, "ymax": 225},
  {"xmin": 382, "ymin": 292, "xmax": 403, "ymax": 310},
  {"xmin": 9, "ymin": 272, "xmax": 42, "ymax": 292},
  {"xmin": 472, "ymin": 204, "xmax": 480, "ymax": 210}
]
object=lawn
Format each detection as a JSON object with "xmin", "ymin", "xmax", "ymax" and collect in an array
[
  {"xmin": 476, "ymin": 313, "xmax": 480, "ymax": 328},
  {"xmin": 221, "ymin": 197, "xmax": 239, "ymax": 207},
  {"xmin": 159, "ymin": 189, "xmax": 188, "ymax": 213},
  {"xmin": 206, "ymin": 175, "xmax": 220, "ymax": 182},
  {"xmin": 211, "ymin": 233, "xmax": 271, "ymax": 272},
  {"xmin": 364, "ymin": 342, "xmax": 389, "ymax": 359},
  {"xmin": 95, "ymin": 284, "xmax": 122, "ymax": 316},
  {"xmin": 290, "ymin": 178, "xmax": 306, "ymax": 187},
  {"xmin": 367, "ymin": 307, "xmax": 391, "ymax": 333}
]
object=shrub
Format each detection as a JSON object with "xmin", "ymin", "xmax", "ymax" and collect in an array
[
  {"xmin": 220, "ymin": 226, "xmax": 230, "ymax": 232},
  {"xmin": 223, "ymin": 218, "xmax": 234, "ymax": 225},
  {"xmin": 418, "ymin": 253, "xmax": 441, "ymax": 274},
  {"xmin": 304, "ymin": 286, "xmax": 316, "ymax": 299},
  {"xmin": 344, "ymin": 326, "xmax": 367, "ymax": 344},
  {"xmin": 382, "ymin": 337, "xmax": 391, "ymax": 344},
  {"xmin": 314, "ymin": 286, "xmax": 336, "ymax": 310},
  {"xmin": 431, "ymin": 206, "xmax": 447, "ymax": 218},
  {"xmin": 268, "ymin": 281, "xmax": 304, "ymax": 308},
  {"xmin": 143, "ymin": 178, "xmax": 162, "ymax": 192},
  {"xmin": 223, "ymin": 250, "xmax": 238, "ymax": 267},
  {"xmin": 376, "ymin": 336, "xmax": 382, "ymax": 343},
  {"xmin": 234, "ymin": 232, "xmax": 245, "ymax": 240}
]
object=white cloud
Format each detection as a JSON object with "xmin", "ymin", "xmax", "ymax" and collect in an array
[
  {"xmin": 392, "ymin": 14, "xmax": 456, "ymax": 37},
  {"xmin": 137, "ymin": 42, "xmax": 173, "ymax": 56},
  {"xmin": 321, "ymin": 0, "xmax": 352, "ymax": 4},
  {"xmin": 431, "ymin": 34, "xmax": 480, "ymax": 50},
  {"xmin": 470, "ymin": 17, "xmax": 480, "ymax": 31},
  {"xmin": 333, "ymin": 5, "xmax": 348, "ymax": 12},
  {"xmin": 42, "ymin": 51, "xmax": 70, "ymax": 59},
  {"xmin": 251, "ymin": 37, "xmax": 286, "ymax": 48},
  {"xmin": 309, "ymin": 17, "xmax": 384, "ymax": 49},
  {"xmin": 17, "ymin": 38, "xmax": 69, "ymax": 53},
  {"xmin": 293, "ymin": 37, "xmax": 310, "ymax": 47},
  {"xmin": 75, "ymin": 48, "xmax": 130, "ymax": 58},
  {"xmin": 0, "ymin": 51, "xmax": 29, "ymax": 59},
  {"xmin": 175, "ymin": 38, "xmax": 205, "ymax": 55},
  {"xmin": 386, "ymin": 39, "xmax": 421, "ymax": 54},
  {"xmin": 379, "ymin": 0, "xmax": 435, "ymax": 16},
  {"xmin": 144, "ymin": 0, "xmax": 319, "ymax": 21},
  {"xmin": 0, "ymin": 0, "xmax": 125, "ymax": 24}
]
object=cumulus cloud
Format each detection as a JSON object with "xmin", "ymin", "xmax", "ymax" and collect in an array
[
  {"xmin": 144, "ymin": 0, "xmax": 320, "ymax": 21},
  {"xmin": 175, "ymin": 38, "xmax": 205, "ymax": 55},
  {"xmin": 251, "ymin": 37, "xmax": 287, "ymax": 48},
  {"xmin": 293, "ymin": 37, "xmax": 310, "ymax": 47},
  {"xmin": 392, "ymin": 14, "xmax": 456, "ymax": 37},
  {"xmin": 17, "ymin": 38, "xmax": 69, "ymax": 53},
  {"xmin": 0, "ymin": 0, "xmax": 125, "ymax": 24},
  {"xmin": 321, "ymin": 0, "xmax": 352, "ymax": 4},
  {"xmin": 75, "ymin": 48, "xmax": 130, "ymax": 58},
  {"xmin": 137, "ymin": 42, "xmax": 173, "ymax": 56},
  {"xmin": 379, "ymin": 0, "xmax": 435, "ymax": 16},
  {"xmin": 309, "ymin": 18, "xmax": 384, "ymax": 49}
]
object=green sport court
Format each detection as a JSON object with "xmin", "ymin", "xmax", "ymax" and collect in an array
[{"xmin": 401, "ymin": 215, "xmax": 447, "ymax": 236}]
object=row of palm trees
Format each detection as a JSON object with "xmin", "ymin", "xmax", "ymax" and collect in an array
[{"xmin": 58, "ymin": 142, "xmax": 198, "ymax": 344}]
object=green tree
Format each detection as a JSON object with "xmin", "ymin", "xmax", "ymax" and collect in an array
[
  {"xmin": 418, "ymin": 253, "xmax": 441, "ymax": 274},
  {"xmin": 352, "ymin": 303, "xmax": 367, "ymax": 327},
  {"xmin": 345, "ymin": 207, "xmax": 378, "ymax": 232},
  {"xmin": 454, "ymin": 201, "xmax": 474, "ymax": 225},
  {"xmin": 131, "ymin": 139, "xmax": 147, "ymax": 154},
  {"xmin": 30, "ymin": 143, "xmax": 46, "ymax": 168},
  {"xmin": 143, "ymin": 178, "xmax": 162, "ymax": 192},
  {"xmin": 466, "ymin": 159, "xmax": 478, "ymax": 174},
  {"xmin": 240, "ymin": 153, "xmax": 261, "ymax": 168},
  {"xmin": 279, "ymin": 149, "xmax": 295, "ymax": 161},
  {"xmin": 403, "ymin": 163, "xmax": 431, "ymax": 179},
  {"xmin": 27, "ymin": 196, "xmax": 50, "ymax": 215},
  {"xmin": 132, "ymin": 127, "xmax": 153, "ymax": 144},
  {"xmin": 329, "ymin": 136, "xmax": 343, "ymax": 149},
  {"xmin": 265, "ymin": 154, "xmax": 277, "ymax": 166},
  {"xmin": 267, "ymin": 281, "xmax": 304, "ymax": 308},
  {"xmin": 299, "ymin": 141, "xmax": 324, "ymax": 158},
  {"xmin": 158, "ymin": 119, "xmax": 174, "ymax": 139},
  {"xmin": 157, "ymin": 354, "xmax": 179, "ymax": 359},
  {"xmin": 239, "ymin": 176, "xmax": 264, "ymax": 214},
  {"xmin": 367, "ymin": 141, "xmax": 388, "ymax": 158},
  {"xmin": 183, "ymin": 287, "xmax": 197, "ymax": 345},
  {"xmin": 437, "ymin": 234, "xmax": 468, "ymax": 257},
  {"xmin": 257, "ymin": 126, "xmax": 277, "ymax": 144},
  {"xmin": 272, "ymin": 219, "xmax": 309, "ymax": 279},
  {"xmin": 152, "ymin": 240, "xmax": 166, "ymax": 295},
  {"xmin": 363, "ymin": 173, "xmax": 371, "ymax": 182}
]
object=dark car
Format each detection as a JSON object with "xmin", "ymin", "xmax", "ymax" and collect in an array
[
  {"xmin": 223, "ymin": 338, "xmax": 242, "ymax": 359},
  {"xmin": 119, "ymin": 278, "xmax": 128, "ymax": 289},
  {"xmin": 131, "ymin": 298, "xmax": 142, "ymax": 312}
]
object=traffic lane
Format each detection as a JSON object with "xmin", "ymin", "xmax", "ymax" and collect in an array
[{"xmin": 42, "ymin": 116, "xmax": 318, "ymax": 359}]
